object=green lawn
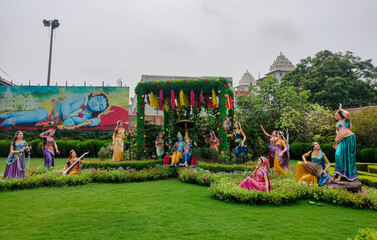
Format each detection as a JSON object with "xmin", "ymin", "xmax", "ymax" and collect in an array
[{"xmin": 0, "ymin": 178, "xmax": 376, "ymax": 240}]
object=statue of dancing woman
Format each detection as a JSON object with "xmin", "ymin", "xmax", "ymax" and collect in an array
[
  {"xmin": 228, "ymin": 122, "xmax": 247, "ymax": 163},
  {"xmin": 260, "ymin": 125, "xmax": 278, "ymax": 170},
  {"xmin": 333, "ymin": 104, "xmax": 358, "ymax": 181}
]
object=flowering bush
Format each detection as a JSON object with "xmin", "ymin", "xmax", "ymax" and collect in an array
[
  {"xmin": 178, "ymin": 168, "xmax": 377, "ymax": 210},
  {"xmin": 350, "ymin": 228, "xmax": 377, "ymax": 240},
  {"xmin": 0, "ymin": 165, "xmax": 175, "ymax": 191}
]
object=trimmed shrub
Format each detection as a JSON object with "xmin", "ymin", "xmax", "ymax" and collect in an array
[
  {"xmin": 0, "ymin": 140, "xmax": 12, "ymax": 157},
  {"xmin": 197, "ymin": 161, "xmax": 257, "ymax": 173},
  {"xmin": 320, "ymin": 143, "xmax": 335, "ymax": 162},
  {"xmin": 359, "ymin": 175, "xmax": 377, "ymax": 188},
  {"xmin": 356, "ymin": 163, "xmax": 377, "ymax": 172},
  {"xmin": 368, "ymin": 165, "xmax": 377, "ymax": 174},
  {"xmin": 360, "ymin": 148, "xmax": 377, "ymax": 163},
  {"xmin": 98, "ymin": 147, "xmax": 112, "ymax": 161},
  {"xmin": 289, "ymin": 142, "xmax": 310, "ymax": 160},
  {"xmin": 0, "ymin": 166, "xmax": 175, "ymax": 191},
  {"xmin": 82, "ymin": 159, "xmax": 164, "ymax": 170}
]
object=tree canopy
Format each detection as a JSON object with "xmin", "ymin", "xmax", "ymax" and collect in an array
[{"xmin": 282, "ymin": 50, "xmax": 377, "ymax": 109}]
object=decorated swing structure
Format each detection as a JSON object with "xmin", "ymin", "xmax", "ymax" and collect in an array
[{"xmin": 134, "ymin": 78, "xmax": 235, "ymax": 158}]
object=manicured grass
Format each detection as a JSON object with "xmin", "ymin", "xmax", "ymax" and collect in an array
[{"xmin": 0, "ymin": 179, "xmax": 376, "ymax": 240}]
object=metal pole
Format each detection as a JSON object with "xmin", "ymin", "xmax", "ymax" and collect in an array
[
  {"xmin": 47, "ymin": 25, "xmax": 54, "ymax": 86},
  {"xmin": 129, "ymin": 132, "xmax": 132, "ymax": 160}
]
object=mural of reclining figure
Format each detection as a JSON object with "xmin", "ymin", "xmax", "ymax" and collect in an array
[{"xmin": 0, "ymin": 88, "xmax": 111, "ymax": 128}]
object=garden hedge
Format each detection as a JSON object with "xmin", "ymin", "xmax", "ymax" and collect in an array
[
  {"xmin": 0, "ymin": 166, "xmax": 175, "ymax": 191},
  {"xmin": 197, "ymin": 161, "xmax": 257, "ymax": 173},
  {"xmin": 368, "ymin": 165, "xmax": 377, "ymax": 174},
  {"xmin": 82, "ymin": 159, "xmax": 163, "ymax": 170},
  {"xmin": 359, "ymin": 175, "xmax": 377, "ymax": 188},
  {"xmin": 360, "ymin": 148, "xmax": 377, "ymax": 163},
  {"xmin": 289, "ymin": 142, "xmax": 335, "ymax": 162}
]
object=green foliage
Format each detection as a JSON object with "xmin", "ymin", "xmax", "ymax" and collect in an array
[
  {"xmin": 360, "ymin": 148, "xmax": 377, "ymax": 163},
  {"xmin": 282, "ymin": 50, "xmax": 377, "ymax": 109},
  {"xmin": 98, "ymin": 146, "xmax": 112, "ymax": 161},
  {"xmin": 0, "ymin": 165, "xmax": 174, "ymax": 191},
  {"xmin": 368, "ymin": 165, "xmax": 377, "ymax": 174},
  {"xmin": 279, "ymin": 104, "xmax": 334, "ymax": 143},
  {"xmin": 236, "ymin": 76, "xmax": 311, "ymax": 157},
  {"xmin": 177, "ymin": 168, "xmax": 377, "ymax": 210},
  {"xmin": 351, "ymin": 108, "xmax": 377, "ymax": 148},
  {"xmin": 82, "ymin": 159, "xmax": 164, "ymax": 170},
  {"xmin": 197, "ymin": 161, "xmax": 257, "ymax": 173},
  {"xmin": 350, "ymin": 228, "xmax": 377, "ymax": 240},
  {"xmin": 356, "ymin": 163, "xmax": 377, "ymax": 172},
  {"xmin": 359, "ymin": 175, "xmax": 377, "ymax": 188}
]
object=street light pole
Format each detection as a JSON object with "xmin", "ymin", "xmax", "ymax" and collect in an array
[{"xmin": 43, "ymin": 19, "xmax": 60, "ymax": 86}]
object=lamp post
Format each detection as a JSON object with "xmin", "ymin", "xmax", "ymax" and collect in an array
[{"xmin": 43, "ymin": 19, "xmax": 60, "ymax": 86}]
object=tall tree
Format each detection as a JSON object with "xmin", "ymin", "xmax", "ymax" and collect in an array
[{"xmin": 282, "ymin": 50, "xmax": 377, "ymax": 109}]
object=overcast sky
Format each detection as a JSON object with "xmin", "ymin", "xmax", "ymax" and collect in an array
[{"xmin": 1, "ymin": 0, "xmax": 377, "ymax": 96}]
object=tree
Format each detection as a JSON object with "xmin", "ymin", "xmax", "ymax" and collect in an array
[
  {"xmin": 236, "ymin": 76, "xmax": 311, "ymax": 158},
  {"xmin": 282, "ymin": 50, "xmax": 377, "ymax": 109}
]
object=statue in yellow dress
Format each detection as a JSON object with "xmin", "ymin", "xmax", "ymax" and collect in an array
[{"xmin": 112, "ymin": 120, "xmax": 128, "ymax": 161}]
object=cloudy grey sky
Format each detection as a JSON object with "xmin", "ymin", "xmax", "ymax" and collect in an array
[{"xmin": 1, "ymin": 0, "xmax": 377, "ymax": 95}]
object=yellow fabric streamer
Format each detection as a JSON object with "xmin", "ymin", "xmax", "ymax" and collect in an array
[
  {"xmin": 179, "ymin": 90, "xmax": 185, "ymax": 107},
  {"xmin": 150, "ymin": 92, "xmax": 159, "ymax": 110},
  {"xmin": 212, "ymin": 89, "xmax": 218, "ymax": 108},
  {"xmin": 154, "ymin": 94, "xmax": 159, "ymax": 109},
  {"xmin": 177, "ymin": 98, "xmax": 183, "ymax": 111},
  {"xmin": 164, "ymin": 98, "xmax": 170, "ymax": 111}
]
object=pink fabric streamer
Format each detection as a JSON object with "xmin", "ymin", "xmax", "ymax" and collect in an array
[
  {"xmin": 205, "ymin": 95, "xmax": 212, "ymax": 108},
  {"xmin": 159, "ymin": 90, "xmax": 164, "ymax": 108},
  {"xmin": 171, "ymin": 91, "xmax": 176, "ymax": 109},
  {"xmin": 190, "ymin": 91, "xmax": 195, "ymax": 107}
]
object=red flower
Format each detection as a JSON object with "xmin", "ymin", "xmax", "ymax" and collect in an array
[
  {"xmin": 136, "ymin": 112, "xmax": 138, "ymax": 115},
  {"xmin": 134, "ymin": 134, "xmax": 137, "ymax": 137},
  {"xmin": 227, "ymin": 150, "xmax": 229, "ymax": 153},
  {"xmin": 149, "ymin": 81, "xmax": 152, "ymax": 83},
  {"xmin": 140, "ymin": 130, "xmax": 143, "ymax": 132},
  {"xmin": 219, "ymin": 100, "xmax": 221, "ymax": 103},
  {"xmin": 221, "ymin": 138, "xmax": 224, "ymax": 141},
  {"xmin": 141, "ymin": 106, "xmax": 144, "ymax": 109},
  {"xmin": 223, "ymin": 85, "xmax": 226, "ymax": 87},
  {"xmin": 139, "ymin": 148, "xmax": 142, "ymax": 150},
  {"xmin": 136, "ymin": 90, "xmax": 139, "ymax": 93},
  {"xmin": 184, "ymin": 79, "xmax": 187, "ymax": 82},
  {"xmin": 218, "ymin": 123, "xmax": 221, "ymax": 126},
  {"xmin": 206, "ymin": 79, "xmax": 209, "ymax": 82},
  {"xmin": 78, "ymin": 112, "xmax": 84, "ymax": 118},
  {"xmin": 81, "ymin": 105, "xmax": 86, "ymax": 110},
  {"xmin": 168, "ymin": 80, "xmax": 170, "ymax": 83},
  {"xmin": 144, "ymin": 143, "xmax": 147, "ymax": 146}
]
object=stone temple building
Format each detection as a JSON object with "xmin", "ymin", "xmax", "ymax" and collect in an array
[{"xmin": 263, "ymin": 51, "xmax": 295, "ymax": 81}]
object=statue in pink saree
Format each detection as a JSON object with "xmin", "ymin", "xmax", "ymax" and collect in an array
[{"xmin": 238, "ymin": 157, "xmax": 272, "ymax": 193}]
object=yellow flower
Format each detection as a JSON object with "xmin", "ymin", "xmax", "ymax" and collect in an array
[
  {"xmin": 135, "ymin": 143, "xmax": 137, "ymax": 146},
  {"xmin": 157, "ymin": 80, "xmax": 160, "ymax": 83},
  {"xmin": 217, "ymin": 128, "xmax": 219, "ymax": 131},
  {"xmin": 216, "ymin": 78, "xmax": 219, "ymax": 81},
  {"xmin": 195, "ymin": 79, "xmax": 198, "ymax": 81},
  {"xmin": 144, "ymin": 135, "xmax": 146, "ymax": 138},
  {"xmin": 217, "ymin": 112, "xmax": 220, "ymax": 115},
  {"xmin": 134, "ymin": 125, "xmax": 137, "ymax": 128},
  {"xmin": 178, "ymin": 79, "xmax": 181, "ymax": 82},
  {"xmin": 142, "ymin": 95, "xmax": 144, "ymax": 98},
  {"xmin": 218, "ymin": 91, "xmax": 221, "ymax": 93},
  {"xmin": 140, "ymin": 117, "xmax": 143, "ymax": 119},
  {"xmin": 142, "ymin": 82, "xmax": 145, "ymax": 84}
]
